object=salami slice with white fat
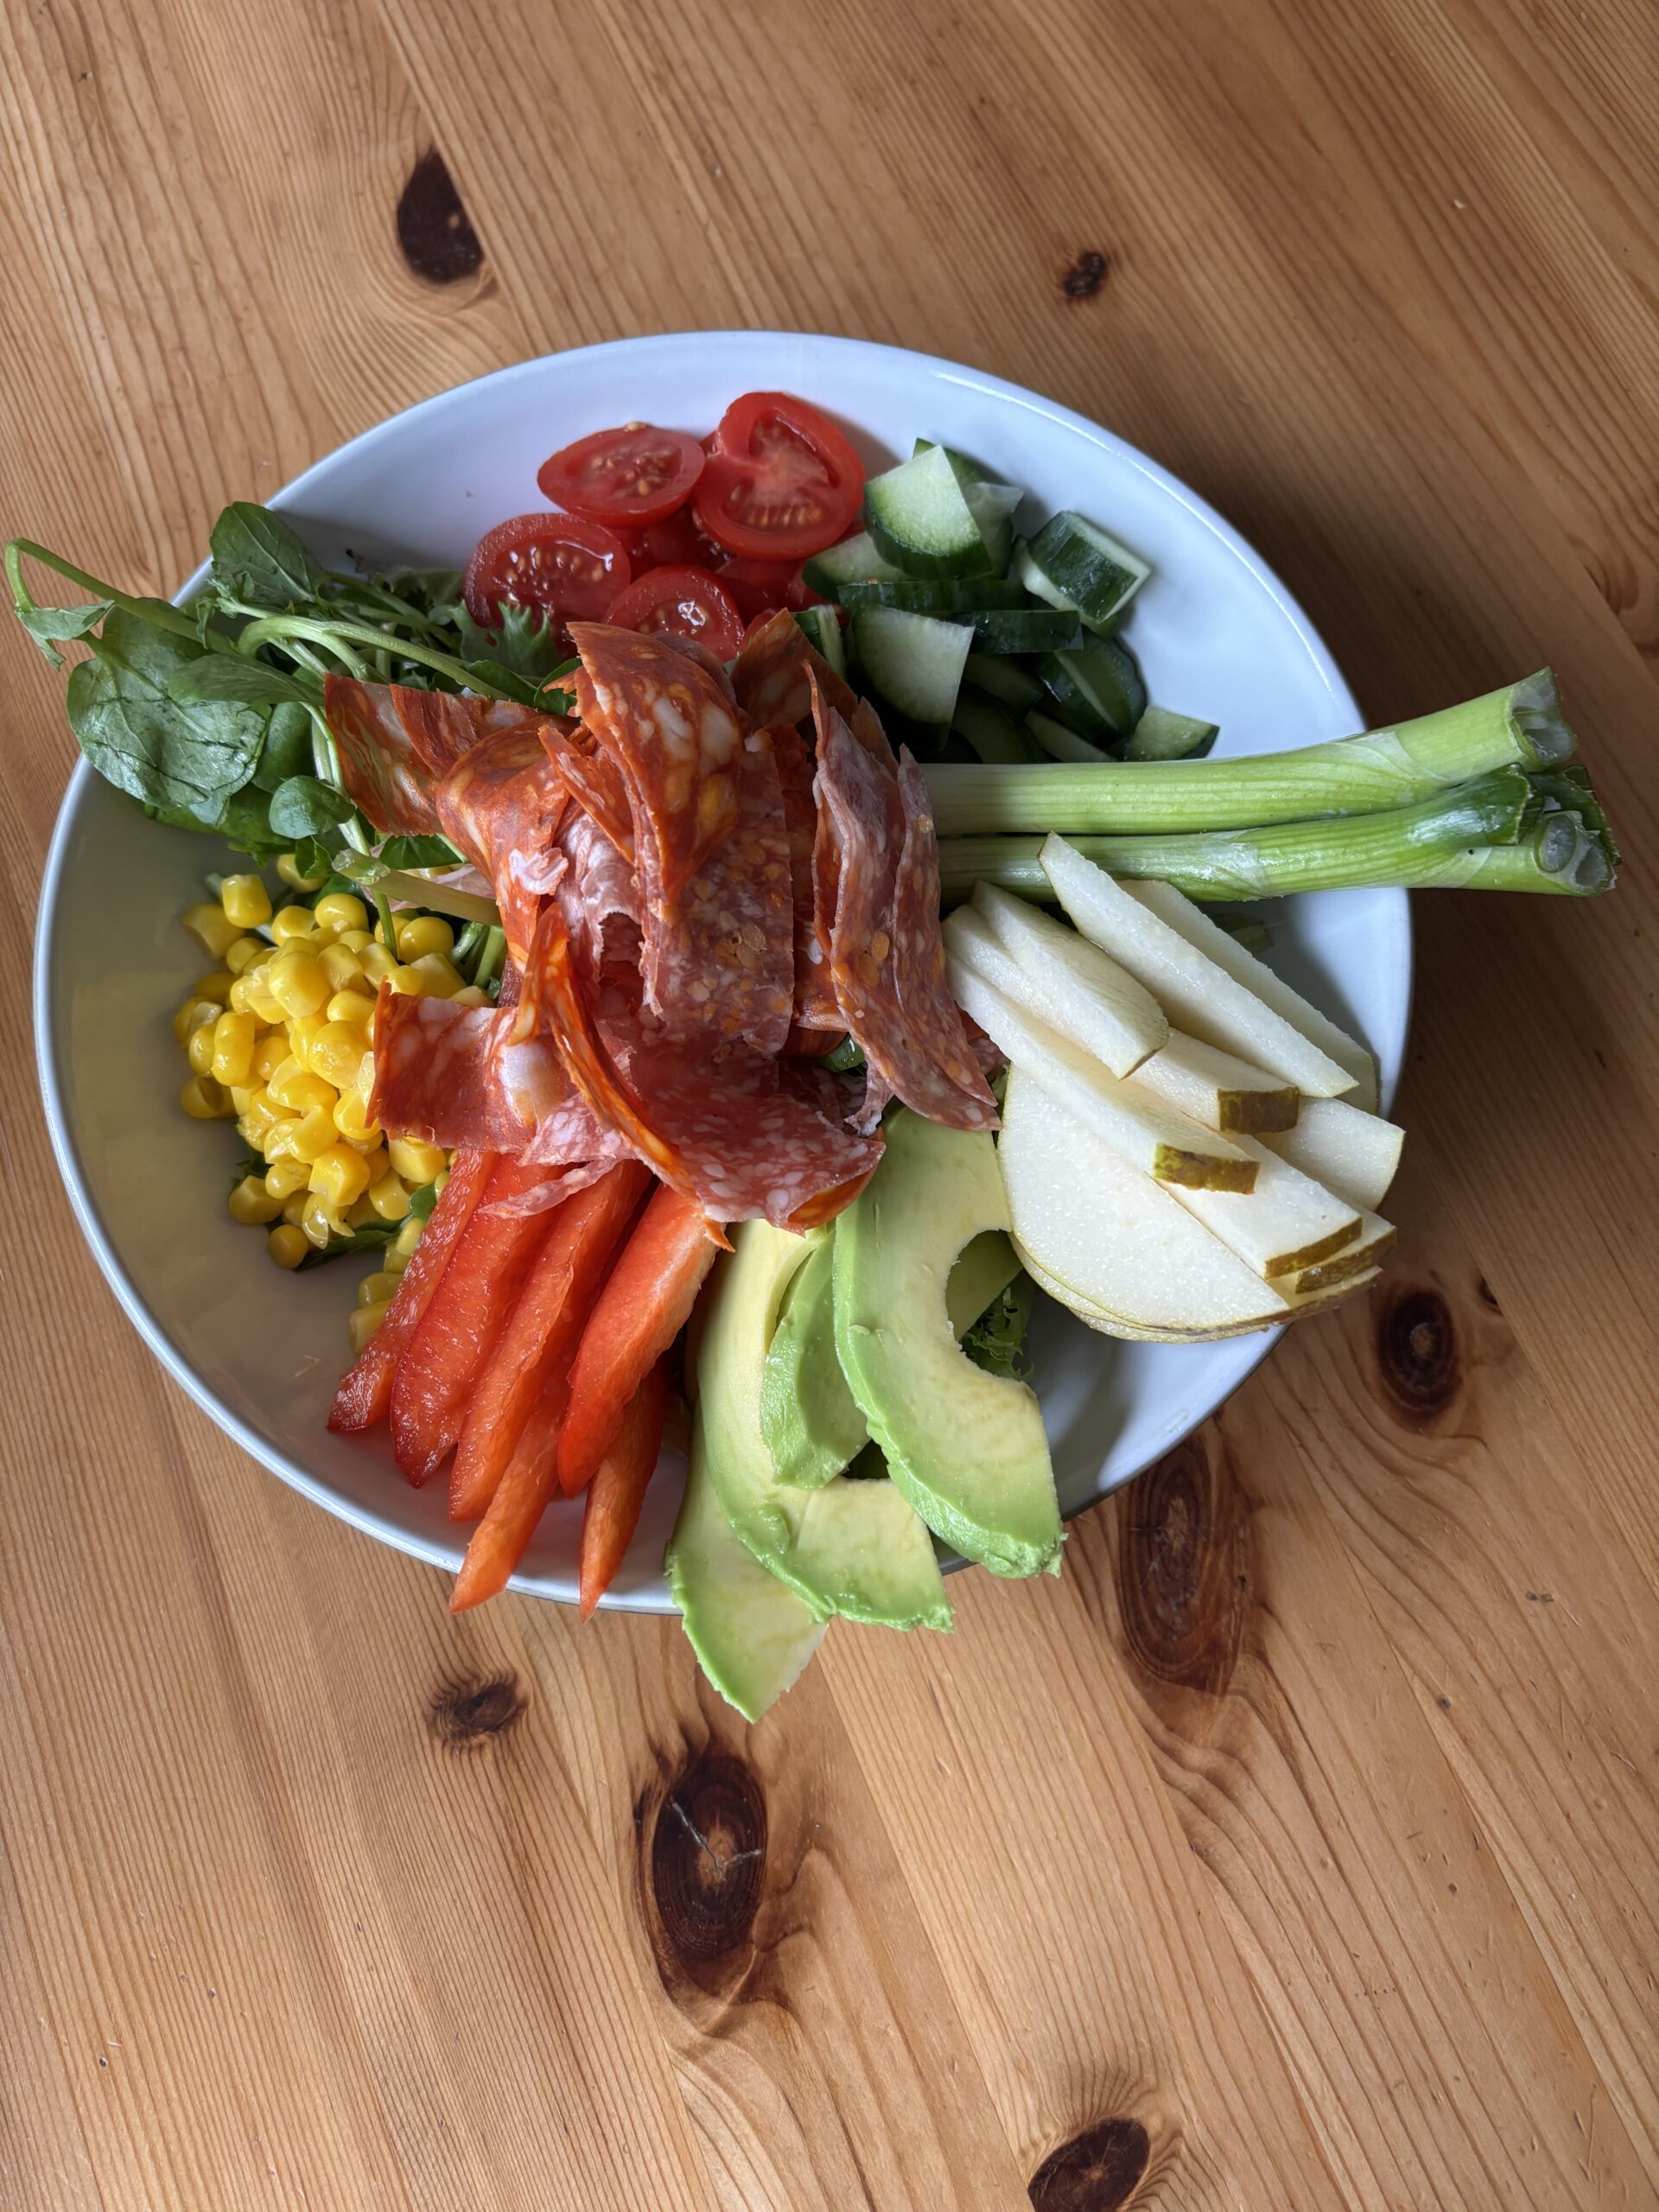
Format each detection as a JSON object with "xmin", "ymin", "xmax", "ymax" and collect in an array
[
  {"xmin": 771, "ymin": 721, "xmax": 841, "ymax": 1037},
  {"xmin": 731, "ymin": 607, "xmax": 860, "ymax": 731},
  {"xmin": 435, "ymin": 726, "xmax": 569, "ymax": 968},
  {"xmin": 325, "ymin": 677, "xmax": 446, "ymax": 836}
]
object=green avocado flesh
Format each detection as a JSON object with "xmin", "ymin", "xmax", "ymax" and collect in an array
[
  {"xmin": 760, "ymin": 1226, "xmax": 1022, "ymax": 1489},
  {"xmin": 833, "ymin": 1110, "xmax": 1063, "ymax": 1580},
  {"xmin": 665, "ymin": 1450, "xmax": 825, "ymax": 1723},
  {"xmin": 692, "ymin": 1220, "xmax": 952, "ymax": 1630}
]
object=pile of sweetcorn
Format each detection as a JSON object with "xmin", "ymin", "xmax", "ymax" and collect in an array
[{"xmin": 171, "ymin": 856, "xmax": 479, "ymax": 1353}]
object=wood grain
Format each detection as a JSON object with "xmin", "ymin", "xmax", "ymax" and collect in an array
[{"xmin": 1, "ymin": 3, "xmax": 1656, "ymax": 2207}]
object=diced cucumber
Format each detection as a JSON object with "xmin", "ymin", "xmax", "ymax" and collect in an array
[
  {"xmin": 1014, "ymin": 511, "xmax": 1151, "ymax": 632},
  {"xmin": 950, "ymin": 685, "xmax": 1041, "ymax": 765},
  {"xmin": 851, "ymin": 605, "xmax": 972, "ymax": 729},
  {"xmin": 793, "ymin": 605, "xmax": 847, "ymax": 680},
  {"xmin": 800, "ymin": 531, "xmax": 906, "ymax": 596},
  {"xmin": 1035, "ymin": 636, "xmax": 1147, "ymax": 741},
  {"xmin": 1125, "ymin": 704, "xmax": 1219, "ymax": 762},
  {"xmin": 963, "ymin": 480, "xmax": 1021, "ymax": 574},
  {"xmin": 958, "ymin": 607, "xmax": 1083, "ymax": 653},
  {"xmin": 836, "ymin": 576, "xmax": 1027, "ymax": 614},
  {"xmin": 963, "ymin": 652, "xmax": 1044, "ymax": 715},
  {"xmin": 864, "ymin": 444, "xmax": 997, "ymax": 579},
  {"xmin": 1026, "ymin": 709, "xmax": 1118, "ymax": 764}
]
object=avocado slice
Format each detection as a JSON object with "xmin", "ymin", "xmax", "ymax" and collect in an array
[
  {"xmin": 694, "ymin": 1220, "xmax": 952, "ymax": 1630},
  {"xmin": 666, "ymin": 1450, "xmax": 825, "ymax": 1722},
  {"xmin": 834, "ymin": 1110, "xmax": 1063, "ymax": 1579},
  {"xmin": 761, "ymin": 1229, "xmax": 1025, "ymax": 1489},
  {"xmin": 760, "ymin": 1234, "xmax": 868, "ymax": 1487}
]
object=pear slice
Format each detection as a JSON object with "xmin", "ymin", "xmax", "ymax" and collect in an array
[
  {"xmin": 961, "ymin": 880, "xmax": 1168, "ymax": 1076},
  {"xmin": 1171, "ymin": 1133, "xmax": 1361, "ymax": 1278},
  {"xmin": 1124, "ymin": 876, "xmax": 1379, "ymax": 1109},
  {"xmin": 1262, "ymin": 1096, "xmax": 1404, "ymax": 1212},
  {"xmin": 1040, "ymin": 835, "xmax": 1358, "ymax": 1098},
  {"xmin": 1131, "ymin": 1031, "xmax": 1300, "ymax": 1135},
  {"xmin": 997, "ymin": 1070, "xmax": 1287, "ymax": 1334},
  {"xmin": 1281, "ymin": 1211, "xmax": 1395, "ymax": 1298},
  {"xmin": 1274, "ymin": 1264, "xmax": 1382, "ymax": 1316},
  {"xmin": 949, "ymin": 957, "xmax": 1257, "ymax": 1192}
]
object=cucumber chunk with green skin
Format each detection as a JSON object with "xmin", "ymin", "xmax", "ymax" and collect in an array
[
  {"xmin": 1127, "ymin": 705, "xmax": 1219, "ymax": 761},
  {"xmin": 836, "ymin": 576, "xmax": 1027, "ymax": 615},
  {"xmin": 1027, "ymin": 708, "xmax": 1119, "ymax": 764},
  {"xmin": 964, "ymin": 651, "xmax": 1045, "ymax": 714},
  {"xmin": 1015, "ymin": 511, "xmax": 1151, "ymax": 632},
  {"xmin": 957, "ymin": 607, "xmax": 1084, "ymax": 653},
  {"xmin": 1036, "ymin": 636, "xmax": 1147, "ymax": 741},
  {"xmin": 851, "ymin": 604, "xmax": 972, "ymax": 728},
  {"xmin": 834, "ymin": 1110, "xmax": 1062, "ymax": 1580},
  {"xmin": 951, "ymin": 685, "xmax": 1041, "ymax": 764},
  {"xmin": 800, "ymin": 530, "xmax": 905, "ymax": 596},
  {"xmin": 962, "ymin": 480, "xmax": 1021, "ymax": 574},
  {"xmin": 792, "ymin": 604, "xmax": 847, "ymax": 678},
  {"xmin": 864, "ymin": 444, "xmax": 998, "ymax": 578}
]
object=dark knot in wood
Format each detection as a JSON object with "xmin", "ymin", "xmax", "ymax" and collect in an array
[
  {"xmin": 397, "ymin": 149, "xmax": 484, "ymax": 284},
  {"xmin": 1115, "ymin": 1433, "xmax": 1248, "ymax": 1701},
  {"xmin": 428, "ymin": 1670, "xmax": 527, "ymax": 1751},
  {"xmin": 648, "ymin": 1752, "xmax": 767, "ymax": 1970},
  {"xmin": 1061, "ymin": 250, "xmax": 1109, "ymax": 299},
  {"xmin": 1030, "ymin": 2117, "xmax": 1152, "ymax": 2209},
  {"xmin": 1376, "ymin": 1285, "xmax": 1459, "ymax": 1421}
]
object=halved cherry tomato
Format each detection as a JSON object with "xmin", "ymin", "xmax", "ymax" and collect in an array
[
  {"xmin": 606, "ymin": 564, "xmax": 745, "ymax": 660},
  {"xmin": 617, "ymin": 504, "xmax": 728, "ymax": 573},
  {"xmin": 717, "ymin": 556, "xmax": 825, "ymax": 623},
  {"xmin": 537, "ymin": 423, "xmax": 704, "ymax": 526},
  {"xmin": 694, "ymin": 391, "xmax": 865, "ymax": 562},
  {"xmin": 462, "ymin": 512, "xmax": 631, "ymax": 634}
]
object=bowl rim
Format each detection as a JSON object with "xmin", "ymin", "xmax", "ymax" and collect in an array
[{"xmin": 34, "ymin": 327, "xmax": 1410, "ymax": 1609}]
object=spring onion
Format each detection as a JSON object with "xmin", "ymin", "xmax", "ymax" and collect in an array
[
  {"xmin": 935, "ymin": 766, "xmax": 1536, "ymax": 904},
  {"xmin": 923, "ymin": 671, "xmax": 1573, "ymax": 838},
  {"xmin": 331, "ymin": 849, "xmax": 500, "ymax": 926}
]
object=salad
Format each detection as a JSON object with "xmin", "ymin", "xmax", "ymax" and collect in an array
[{"xmin": 12, "ymin": 389, "xmax": 1618, "ymax": 1719}]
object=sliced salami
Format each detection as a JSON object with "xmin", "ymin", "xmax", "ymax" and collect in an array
[
  {"xmin": 539, "ymin": 719, "xmax": 635, "ymax": 860},
  {"xmin": 771, "ymin": 721, "xmax": 841, "ymax": 1034},
  {"xmin": 435, "ymin": 727, "xmax": 569, "ymax": 968},
  {"xmin": 325, "ymin": 676, "xmax": 446, "ymax": 836},
  {"xmin": 730, "ymin": 607, "xmax": 859, "ymax": 731},
  {"xmin": 810, "ymin": 673, "xmax": 996, "ymax": 1134}
]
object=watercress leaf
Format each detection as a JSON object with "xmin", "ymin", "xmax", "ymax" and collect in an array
[
  {"xmin": 378, "ymin": 832, "xmax": 462, "ymax": 869},
  {"xmin": 295, "ymin": 1221, "xmax": 401, "ymax": 1271},
  {"xmin": 492, "ymin": 600, "xmax": 571, "ymax": 683},
  {"xmin": 167, "ymin": 653, "xmax": 314, "ymax": 709},
  {"xmin": 460, "ymin": 658, "xmax": 540, "ymax": 705},
  {"xmin": 407, "ymin": 1181, "xmax": 440, "ymax": 1221},
  {"xmin": 140, "ymin": 781, "xmax": 283, "ymax": 855},
  {"xmin": 67, "ymin": 608, "xmax": 265, "ymax": 815},
  {"xmin": 17, "ymin": 599, "xmax": 111, "ymax": 669},
  {"xmin": 289, "ymin": 833, "xmax": 334, "ymax": 881},
  {"xmin": 209, "ymin": 503, "xmax": 328, "ymax": 611},
  {"xmin": 962, "ymin": 1272, "xmax": 1034, "ymax": 1382},
  {"xmin": 269, "ymin": 774, "xmax": 353, "ymax": 838},
  {"xmin": 252, "ymin": 700, "xmax": 315, "ymax": 791}
]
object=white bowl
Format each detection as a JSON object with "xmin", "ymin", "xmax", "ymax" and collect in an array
[{"xmin": 35, "ymin": 332, "xmax": 1409, "ymax": 1611}]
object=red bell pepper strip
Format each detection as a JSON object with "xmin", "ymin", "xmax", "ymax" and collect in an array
[
  {"xmin": 448, "ymin": 1348, "xmax": 574, "ymax": 1613},
  {"xmin": 556, "ymin": 1185, "xmax": 721, "ymax": 1497},
  {"xmin": 327, "ymin": 1149, "xmax": 496, "ymax": 1433},
  {"xmin": 448, "ymin": 1160, "xmax": 651, "ymax": 1522},
  {"xmin": 389, "ymin": 1156, "xmax": 565, "ymax": 1486},
  {"xmin": 578, "ymin": 1357, "xmax": 670, "ymax": 1619}
]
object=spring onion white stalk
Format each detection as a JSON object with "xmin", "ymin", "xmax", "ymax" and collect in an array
[
  {"xmin": 924, "ymin": 671, "xmax": 1573, "ymax": 838},
  {"xmin": 936, "ymin": 766, "xmax": 1535, "ymax": 904},
  {"xmin": 331, "ymin": 850, "xmax": 501, "ymax": 925}
]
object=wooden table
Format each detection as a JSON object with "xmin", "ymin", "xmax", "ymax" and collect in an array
[{"xmin": 3, "ymin": 6, "xmax": 1655, "ymax": 2206}]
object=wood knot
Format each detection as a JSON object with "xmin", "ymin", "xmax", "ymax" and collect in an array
[
  {"xmin": 397, "ymin": 149, "xmax": 484, "ymax": 283},
  {"xmin": 1376, "ymin": 1285, "xmax": 1460, "ymax": 1421},
  {"xmin": 1030, "ymin": 2117, "xmax": 1151, "ymax": 2209},
  {"xmin": 646, "ymin": 1752, "xmax": 767, "ymax": 1984},
  {"xmin": 1061, "ymin": 250, "xmax": 1109, "ymax": 300},
  {"xmin": 1114, "ymin": 1433, "xmax": 1249, "ymax": 1705},
  {"xmin": 428, "ymin": 1670, "xmax": 527, "ymax": 1752}
]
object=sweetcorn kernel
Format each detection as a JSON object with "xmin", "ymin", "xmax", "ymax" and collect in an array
[
  {"xmin": 264, "ymin": 1155, "xmax": 310, "ymax": 1201},
  {"xmin": 211, "ymin": 1009, "xmax": 256, "ymax": 1087},
  {"xmin": 348, "ymin": 1301, "xmax": 391, "ymax": 1355},
  {"xmin": 192, "ymin": 970, "xmax": 235, "ymax": 1007},
  {"xmin": 267, "ymin": 1058, "xmax": 336, "ymax": 1116},
  {"xmin": 187, "ymin": 1023, "xmax": 218, "ymax": 1077},
  {"xmin": 319, "ymin": 940, "xmax": 364, "ymax": 991},
  {"xmin": 267, "ymin": 1223, "xmax": 308, "ymax": 1268},
  {"xmin": 326, "ymin": 988, "xmax": 376, "ymax": 1029},
  {"xmin": 408, "ymin": 952, "xmax": 463, "ymax": 998},
  {"xmin": 220, "ymin": 874, "xmax": 272, "ymax": 929},
  {"xmin": 289, "ymin": 1107, "xmax": 340, "ymax": 1164},
  {"xmin": 276, "ymin": 853, "xmax": 326, "ymax": 892},
  {"xmin": 270, "ymin": 904, "xmax": 319, "ymax": 944},
  {"xmin": 315, "ymin": 891, "xmax": 368, "ymax": 936},
  {"xmin": 262, "ymin": 1114, "xmax": 304, "ymax": 1160},
  {"xmin": 359, "ymin": 943, "xmax": 397, "ymax": 984},
  {"xmin": 251, "ymin": 1031, "xmax": 289, "ymax": 1082},
  {"xmin": 392, "ymin": 1215, "xmax": 424, "ymax": 1259},
  {"xmin": 224, "ymin": 934, "xmax": 266, "ymax": 976},
  {"xmin": 228, "ymin": 1174, "xmax": 283, "ymax": 1225},
  {"xmin": 339, "ymin": 927, "xmax": 374, "ymax": 952},
  {"xmin": 172, "ymin": 996, "xmax": 219, "ymax": 1045},
  {"xmin": 383, "ymin": 1248, "xmax": 410, "ymax": 1279},
  {"xmin": 300, "ymin": 1192, "xmax": 350, "ymax": 1249},
  {"xmin": 365, "ymin": 1171, "xmax": 410, "ymax": 1223},
  {"xmin": 308, "ymin": 1020, "xmax": 368, "ymax": 1091},
  {"xmin": 386, "ymin": 964, "xmax": 424, "ymax": 997},
  {"xmin": 333, "ymin": 1090, "xmax": 382, "ymax": 1149},
  {"xmin": 308, "ymin": 1143, "xmax": 372, "ymax": 1210},
  {"xmin": 432, "ymin": 1168, "xmax": 448, "ymax": 1197},
  {"xmin": 346, "ymin": 1192, "xmax": 378, "ymax": 1229},
  {"xmin": 268, "ymin": 950, "xmax": 330, "ymax": 1019},
  {"xmin": 238, "ymin": 973, "xmax": 286, "ymax": 1025},
  {"xmin": 394, "ymin": 913, "xmax": 454, "ymax": 962},
  {"xmin": 387, "ymin": 1136, "xmax": 445, "ymax": 1185},
  {"xmin": 449, "ymin": 985, "xmax": 487, "ymax": 1007},
  {"xmin": 180, "ymin": 1073, "xmax": 232, "ymax": 1119},
  {"xmin": 357, "ymin": 1269, "xmax": 399, "ymax": 1307},
  {"xmin": 181, "ymin": 902, "xmax": 240, "ymax": 959},
  {"xmin": 228, "ymin": 1084, "xmax": 259, "ymax": 1117}
]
